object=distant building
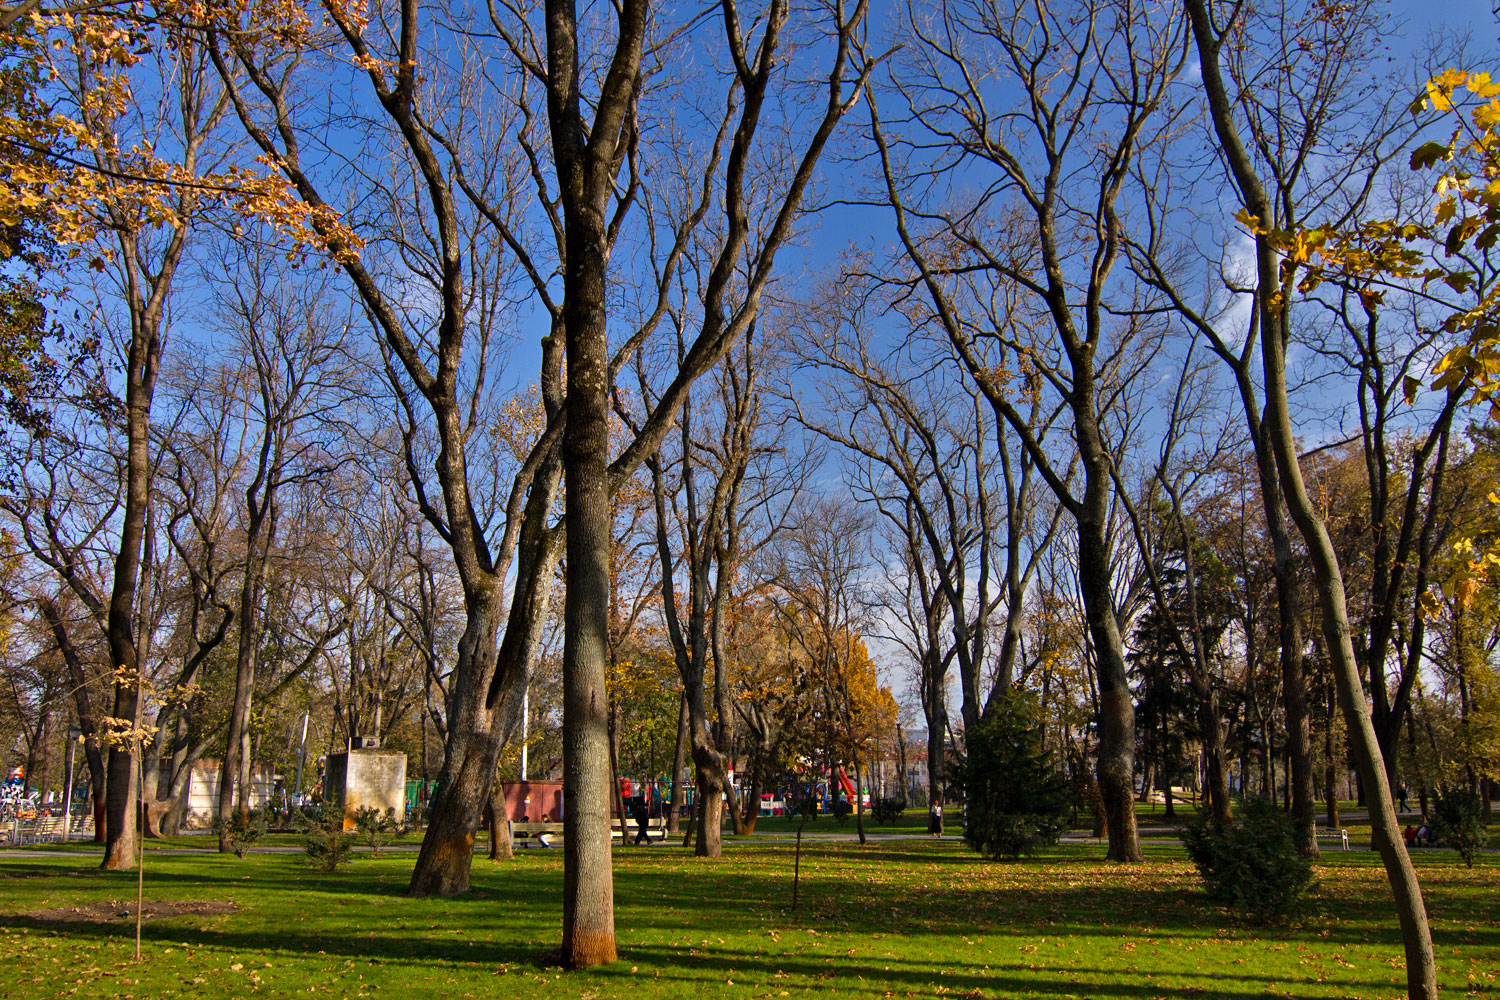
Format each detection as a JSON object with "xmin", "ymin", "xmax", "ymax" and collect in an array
[{"xmin": 178, "ymin": 759, "xmax": 276, "ymax": 828}]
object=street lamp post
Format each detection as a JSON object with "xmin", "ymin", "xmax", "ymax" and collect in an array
[
  {"xmin": 520, "ymin": 685, "xmax": 529, "ymax": 781},
  {"xmin": 62, "ymin": 727, "xmax": 81, "ymax": 842},
  {"xmin": 293, "ymin": 711, "xmax": 309, "ymax": 804}
]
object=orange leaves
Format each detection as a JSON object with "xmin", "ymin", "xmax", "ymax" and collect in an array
[{"xmin": 0, "ymin": 1, "xmax": 368, "ymax": 271}]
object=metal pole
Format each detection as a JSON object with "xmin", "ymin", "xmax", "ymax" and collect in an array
[
  {"xmin": 520, "ymin": 685, "xmax": 529, "ymax": 780},
  {"xmin": 62, "ymin": 729, "xmax": 79, "ymax": 842},
  {"xmin": 293, "ymin": 711, "xmax": 309, "ymax": 803}
]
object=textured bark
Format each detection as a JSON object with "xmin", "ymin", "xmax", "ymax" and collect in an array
[
  {"xmin": 695, "ymin": 762, "xmax": 726, "ymax": 858},
  {"xmin": 548, "ymin": 0, "xmax": 637, "ymax": 964},
  {"xmin": 100, "ymin": 282, "xmax": 158, "ymax": 873},
  {"xmin": 1077, "ymin": 450, "xmax": 1141, "ymax": 862}
]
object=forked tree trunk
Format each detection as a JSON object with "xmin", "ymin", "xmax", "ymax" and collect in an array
[{"xmin": 408, "ymin": 604, "xmax": 507, "ymax": 896}]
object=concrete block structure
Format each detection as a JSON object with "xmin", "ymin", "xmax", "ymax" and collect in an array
[{"xmin": 326, "ymin": 749, "xmax": 407, "ymax": 829}]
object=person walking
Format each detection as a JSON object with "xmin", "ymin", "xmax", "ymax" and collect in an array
[{"xmin": 631, "ymin": 796, "xmax": 651, "ymax": 845}]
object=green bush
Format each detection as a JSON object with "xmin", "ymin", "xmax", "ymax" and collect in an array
[
  {"xmin": 300, "ymin": 808, "xmax": 357, "ymax": 871},
  {"xmin": 1181, "ymin": 798, "xmax": 1313, "ymax": 923},
  {"xmin": 212, "ymin": 809, "xmax": 268, "ymax": 859},
  {"xmin": 963, "ymin": 690, "xmax": 1070, "ymax": 858},
  {"xmin": 352, "ymin": 806, "xmax": 407, "ymax": 858},
  {"xmin": 1429, "ymin": 789, "xmax": 1489, "ymax": 867},
  {"xmin": 871, "ymin": 797, "xmax": 906, "ymax": 824}
]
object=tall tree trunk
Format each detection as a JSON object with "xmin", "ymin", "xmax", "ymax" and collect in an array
[
  {"xmin": 101, "ymin": 305, "xmax": 158, "ymax": 871},
  {"xmin": 1187, "ymin": 5, "xmax": 1434, "ymax": 991},
  {"xmin": 554, "ymin": 28, "xmax": 625, "ymax": 957},
  {"xmin": 1253, "ymin": 452, "xmax": 1316, "ymax": 854},
  {"xmin": 557, "ymin": 238, "xmax": 620, "ymax": 965}
]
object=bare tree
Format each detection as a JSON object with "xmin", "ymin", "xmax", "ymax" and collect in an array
[
  {"xmin": 866, "ymin": 0, "xmax": 1187, "ymax": 860},
  {"xmin": 785, "ymin": 285, "xmax": 1066, "ymax": 832}
]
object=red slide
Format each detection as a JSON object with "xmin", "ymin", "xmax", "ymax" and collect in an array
[{"xmin": 835, "ymin": 768, "xmax": 856, "ymax": 801}]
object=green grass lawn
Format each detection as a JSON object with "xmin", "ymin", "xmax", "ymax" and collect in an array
[{"xmin": 0, "ymin": 838, "xmax": 1494, "ymax": 1000}]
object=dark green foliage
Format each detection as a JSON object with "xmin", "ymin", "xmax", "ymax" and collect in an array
[
  {"xmin": 1430, "ymin": 790, "xmax": 1489, "ymax": 867},
  {"xmin": 830, "ymin": 799, "xmax": 852, "ymax": 824},
  {"xmin": 1181, "ymin": 798, "xmax": 1313, "ymax": 923},
  {"xmin": 212, "ymin": 809, "xmax": 268, "ymax": 859},
  {"xmin": 963, "ymin": 690, "xmax": 1070, "ymax": 858},
  {"xmin": 1128, "ymin": 534, "xmax": 1237, "ymax": 813},
  {"xmin": 300, "ymin": 808, "xmax": 356, "ymax": 871},
  {"xmin": 871, "ymin": 797, "xmax": 906, "ymax": 824},
  {"xmin": 352, "ymin": 806, "xmax": 406, "ymax": 858}
]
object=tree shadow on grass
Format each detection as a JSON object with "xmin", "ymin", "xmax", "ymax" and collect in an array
[
  {"xmin": 601, "ymin": 940, "xmax": 1404, "ymax": 1000},
  {"xmin": 2, "ymin": 841, "xmax": 1495, "ymax": 984},
  {"xmin": 612, "ymin": 845, "xmax": 1500, "ymax": 954}
]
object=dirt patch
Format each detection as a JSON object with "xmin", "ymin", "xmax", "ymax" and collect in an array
[
  {"xmin": 0, "ymin": 869, "xmax": 91, "ymax": 880},
  {"xmin": 27, "ymin": 899, "xmax": 237, "ymax": 924}
]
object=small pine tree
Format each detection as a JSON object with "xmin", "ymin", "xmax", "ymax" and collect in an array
[
  {"xmin": 1182, "ymin": 798, "xmax": 1313, "ymax": 923},
  {"xmin": 963, "ymin": 689, "xmax": 1070, "ymax": 858},
  {"xmin": 212, "ymin": 809, "xmax": 268, "ymax": 859},
  {"xmin": 1430, "ymin": 790, "xmax": 1489, "ymax": 867},
  {"xmin": 352, "ymin": 806, "xmax": 407, "ymax": 858},
  {"xmin": 300, "ymin": 808, "xmax": 357, "ymax": 871}
]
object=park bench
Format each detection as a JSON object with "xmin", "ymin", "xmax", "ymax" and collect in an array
[
  {"xmin": 611, "ymin": 816, "xmax": 668, "ymax": 843},
  {"xmin": 509, "ymin": 821, "xmax": 563, "ymax": 848},
  {"xmin": 1316, "ymin": 826, "xmax": 1350, "ymax": 850}
]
